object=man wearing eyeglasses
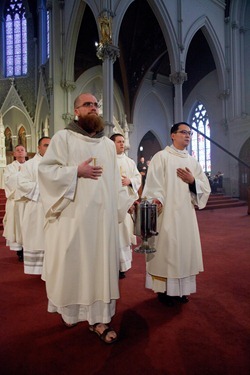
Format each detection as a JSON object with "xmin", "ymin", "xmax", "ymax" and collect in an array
[
  {"xmin": 38, "ymin": 93, "xmax": 134, "ymax": 344},
  {"xmin": 142, "ymin": 122, "xmax": 211, "ymax": 306}
]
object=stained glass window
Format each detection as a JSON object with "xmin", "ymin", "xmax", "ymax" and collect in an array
[
  {"xmin": 4, "ymin": 127, "xmax": 13, "ymax": 151},
  {"xmin": 4, "ymin": 0, "xmax": 27, "ymax": 77},
  {"xmin": 18, "ymin": 125, "xmax": 27, "ymax": 149},
  {"xmin": 47, "ymin": 10, "xmax": 50, "ymax": 59},
  {"xmin": 191, "ymin": 102, "xmax": 211, "ymax": 172}
]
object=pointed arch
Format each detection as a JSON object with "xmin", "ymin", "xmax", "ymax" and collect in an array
[
  {"xmin": 114, "ymin": 0, "xmax": 179, "ymax": 71},
  {"xmin": 137, "ymin": 130, "xmax": 161, "ymax": 163},
  {"xmin": 4, "ymin": 127, "xmax": 13, "ymax": 151},
  {"xmin": 63, "ymin": 1, "xmax": 87, "ymax": 83},
  {"xmin": 190, "ymin": 101, "xmax": 211, "ymax": 172},
  {"xmin": 183, "ymin": 16, "xmax": 226, "ymax": 91},
  {"xmin": 18, "ymin": 125, "xmax": 27, "ymax": 149},
  {"xmin": 34, "ymin": 76, "xmax": 50, "ymax": 140},
  {"xmin": 4, "ymin": 0, "xmax": 28, "ymax": 77}
]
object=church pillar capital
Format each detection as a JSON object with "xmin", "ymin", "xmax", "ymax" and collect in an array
[
  {"xmin": 169, "ymin": 71, "xmax": 187, "ymax": 85},
  {"xmin": 104, "ymin": 121, "xmax": 114, "ymax": 137},
  {"xmin": 62, "ymin": 113, "xmax": 74, "ymax": 124},
  {"xmin": 169, "ymin": 71, "xmax": 187, "ymax": 122},
  {"xmin": 96, "ymin": 43, "xmax": 120, "ymax": 63},
  {"xmin": 61, "ymin": 80, "xmax": 76, "ymax": 92}
]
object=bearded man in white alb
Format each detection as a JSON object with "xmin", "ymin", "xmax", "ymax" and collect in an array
[
  {"xmin": 38, "ymin": 93, "xmax": 134, "ymax": 344},
  {"xmin": 110, "ymin": 133, "xmax": 141, "ymax": 278},
  {"xmin": 15, "ymin": 137, "xmax": 51, "ymax": 274},
  {"xmin": 3, "ymin": 144, "xmax": 27, "ymax": 262},
  {"xmin": 142, "ymin": 122, "xmax": 211, "ymax": 306}
]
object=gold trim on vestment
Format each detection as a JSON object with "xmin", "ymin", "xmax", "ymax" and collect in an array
[{"xmin": 152, "ymin": 275, "xmax": 167, "ymax": 282}]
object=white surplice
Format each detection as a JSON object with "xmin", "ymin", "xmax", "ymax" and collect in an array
[
  {"xmin": 116, "ymin": 153, "xmax": 141, "ymax": 271},
  {"xmin": 142, "ymin": 145, "xmax": 211, "ymax": 296},
  {"xmin": 3, "ymin": 160, "xmax": 26, "ymax": 250},
  {"xmin": 38, "ymin": 130, "xmax": 134, "ymax": 325},
  {"xmin": 15, "ymin": 154, "xmax": 45, "ymax": 274}
]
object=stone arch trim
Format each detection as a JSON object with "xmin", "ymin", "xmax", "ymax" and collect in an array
[
  {"xmin": 147, "ymin": 0, "xmax": 179, "ymax": 71},
  {"xmin": 63, "ymin": 1, "xmax": 87, "ymax": 83},
  {"xmin": 141, "ymin": 129, "xmax": 162, "ymax": 151},
  {"xmin": 113, "ymin": 0, "xmax": 178, "ymax": 71},
  {"xmin": 230, "ymin": 0, "xmax": 249, "ymax": 26},
  {"xmin": 134, "ymin": 88, "xmax": 170, "ymax": 126},
  {"xmin": 112, "ymin": 0, "xmax": 134, "ymax": 46},
  {"xmin": 183, "ymin": 16, "xmax": 226, "ymax": 91}
]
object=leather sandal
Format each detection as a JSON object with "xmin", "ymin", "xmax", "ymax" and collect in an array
[{"xmin": 89, "ymin": 323, "xmax": 118, "ymax": 344}]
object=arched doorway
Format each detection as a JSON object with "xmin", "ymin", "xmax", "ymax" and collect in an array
[
  {"xmin": 137, "ymin": 131, "xmax": 162, "ymax": 197},
  {"xmin": 137, "ymin": 131, "xmax": 162, "ymax": 164}
]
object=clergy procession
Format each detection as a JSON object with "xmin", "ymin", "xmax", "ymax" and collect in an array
[{"xmin": 2, "ymin": 93, "xmax": 210, "ymax": 345}]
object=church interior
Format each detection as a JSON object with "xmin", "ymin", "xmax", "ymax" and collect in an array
[
  {"xmin": 0, "ymin": 0, "xmax": 249, "ymax": 199},
  {"xmin": 0, "ymin": 1, "xmax": 250, "ymax": 374}
]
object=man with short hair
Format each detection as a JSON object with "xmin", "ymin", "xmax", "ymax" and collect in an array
[
  {"xmin": 143, "ymin": 122, "xmax": 211, "ymax": 306},
  {"xmin": 3, "ymin": 144, "xmax": 27, "ymax": 261},
  {"xmin": 110, "ymin": 133, "xmax": 141, "ymax": 278},
  {"xmin": 38, "ymin": 93, "xmax": 134, "ymax": 344},
  {"xmin": 16, "ymin": 137, "xmax": 51, "ymax": 274}
]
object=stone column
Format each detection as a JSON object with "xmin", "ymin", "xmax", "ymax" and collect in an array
[
  {"xmin": 169, "ymin": 71, "xmax": 187, "ymax": 123},
  {"xmin": 61, "ymin": 80, "xmax": 76, "ymax": 126},
  {"xmin": 123, "ymin": 115, "xmax": 130, "ymax": 156},
  {"xmin": 218, "ymin": 89, "xmax": 230, "ymax": 134},
  {"xmin": 96, "ymin": 13, "xmax": 120, "ymax": 137}
]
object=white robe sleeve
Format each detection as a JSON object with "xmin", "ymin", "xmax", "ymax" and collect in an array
[
  {"xmin": 191, "ymin": 165, "xmax": 211, "ymax": 209},
  {"xmin": 38, "ymin": 132, "xmax": 79, "ymax": 219},
  {"xmin": 16, "ymin": 156, "xmax": 41, "ymax": 202},
  {"xmin": 142, "ymin": 152, "xmax": 166, "ymax": 205},
  {"xmin": 3, "ymin": 161, "xmax": 20, "ymax": 199},
  {"xmin": 129, "ymin": 160, "xmax": 141, "ymax": 195}
]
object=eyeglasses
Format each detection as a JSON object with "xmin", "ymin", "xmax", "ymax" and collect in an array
[
  {"xmin": 175, "ymin": 130, "xmax": 193, "ymax": 136},
  {"xmin": 76, "ymin": 102, "xmax": 100, "ymax": 109}
]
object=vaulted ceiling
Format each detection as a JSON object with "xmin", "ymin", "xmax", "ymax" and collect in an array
[
  {"xmin": 25, "ymin": 0, "xmax": 227, "ymax": 122},
  {"xmin": 75, "ymin": 0, "xmax": 217, "ymax": 121}
]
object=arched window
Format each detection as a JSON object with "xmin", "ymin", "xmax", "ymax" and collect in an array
[
  {"xmin": 191, "ymin": 102, "xmax": 211, "ymax": 172},
  {"xmin": 18, "ymin": 125, "xmax": 27, "ymax": 149},
  {"xmin": 40, "ymin": 1, "xmax": 50, "ymax": 64},
  {"xmin": 46, "ymin": 10, "xmax": 50, "ymax": 59},
  {"xmin": 4, "ymin": 127, "xmax": 13, "ymax": 151},
  {"xmin": 4, "ymin": 0, "xmax": 27, "ymax": 77}
]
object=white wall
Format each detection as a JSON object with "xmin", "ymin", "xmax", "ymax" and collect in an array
[{"xmin": 129, "ymin": 76, "xmax": 173, "ymax": 161}]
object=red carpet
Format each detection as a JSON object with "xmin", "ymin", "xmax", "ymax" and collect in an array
[{"xmin": 0, "ymin": 206, "xmax": 249, "ymax": 375}]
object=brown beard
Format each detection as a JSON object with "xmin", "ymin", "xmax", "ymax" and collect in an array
[{"xmin": 78, "ymin": 114, "xmax": 104, "ymax": 134}]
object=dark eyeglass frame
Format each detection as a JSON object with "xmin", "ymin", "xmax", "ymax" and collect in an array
[
  {"xmin": 76, "ymin": 102, "xmax": 101, "ymax": 109},
  {"xmin": 175, "ymin": 130, "xmax": 193, "ymax": 136}
]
